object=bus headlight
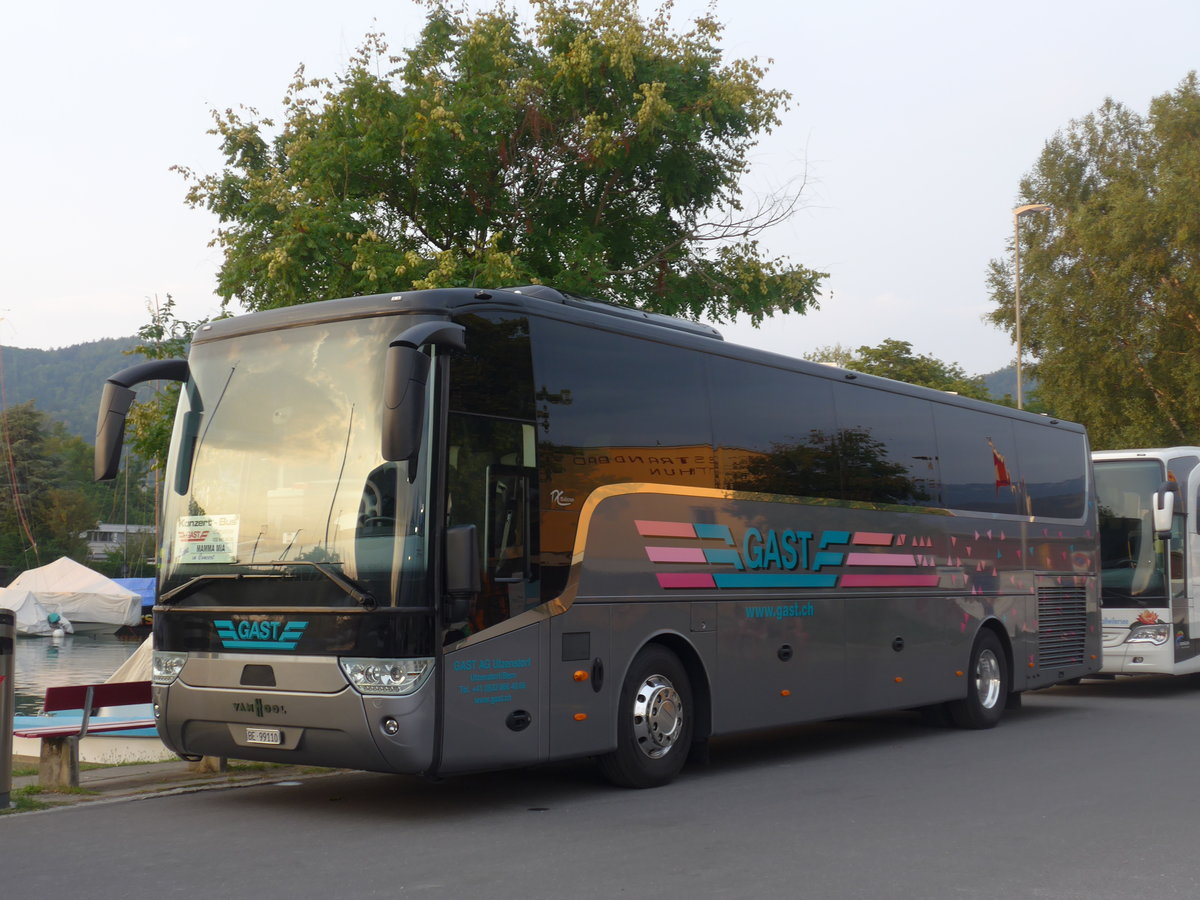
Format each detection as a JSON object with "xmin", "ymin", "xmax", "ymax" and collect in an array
[
  {"xmin": 1126, "ymin": 624, "xmax": 1170, "ymax": 645},
  {"xmin": 152, "ymin": 651, "xmax": 188, "ymax": 684},
  {"xmin": 339, "ymin": 657, "xmax": 433, "ymax": 695}
]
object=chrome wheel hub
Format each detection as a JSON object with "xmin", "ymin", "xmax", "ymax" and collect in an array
[
  {"xmin": 975, "ymin": 648, "xmax": 1002, "ymax": 709},
  {"xmin": 631, "ymin": 674, "xmax": 684, "ymax": 759}
]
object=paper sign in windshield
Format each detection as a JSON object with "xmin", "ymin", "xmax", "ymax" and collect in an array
[{"xmin": 176, "ymin": 514, "xmax": 240, "ymax": 563}]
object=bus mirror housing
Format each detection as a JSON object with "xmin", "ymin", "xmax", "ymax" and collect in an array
[
  {"xmin": 381, "ymin": 321, "xmax": 466, "ymax": 463},
  {"xmin": 445, "ymin": 524, "xmax": 480, "ymax": 622},
  {"xmin": 95, "ymin": 359, "xmax": 189, "ymax": 480},
  {"xmin": 1153, "ymin": 482, "xmax": 1178, "ymax": 538},
  {"xmin": 382, "ymin": 345, "xmax": 430, "ymax": 462}
]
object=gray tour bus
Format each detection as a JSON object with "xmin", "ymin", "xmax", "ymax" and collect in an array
[{"xmin": 97, "ymin": 286, "xmax": 1100, "ymax": 787}]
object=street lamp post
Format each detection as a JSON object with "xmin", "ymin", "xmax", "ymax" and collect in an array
[{"xmin": 1012, "ymin": 203, "xmax": 1052, "ymax": 409}]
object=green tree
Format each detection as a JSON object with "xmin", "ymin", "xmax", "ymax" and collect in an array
[
  {"xmin": 986, "ymin": 73, "xmax": 1200, "ymax": 448},
  {"xmin": 127, "ymin": 295, "xmax": 207, "ymax": 472},
  {"xmin": 0, "ymin": 402, "xmax": 132, "ymax": 573},
  {"xmin": 808, "ymin": 339, "xmax": 992, "ymax": 401},
  {"xmin": 0, "ymin": 400, "xmax": 159, "ymax": 578},
  {"xmin": 177, "ymin": 0, "xmax": 824, "ymax": 325}
]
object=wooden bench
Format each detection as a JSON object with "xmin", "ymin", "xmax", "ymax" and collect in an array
[{"xmin": 12, "ymin": 680, "xmax": 155, "ymax": 788}]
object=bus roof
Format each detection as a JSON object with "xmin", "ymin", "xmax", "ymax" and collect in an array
[
  {"xmin": 191, "ymin": 285, "xmax": 1086, "ymax": 433},
  {"xmin": 1093, "ymin": 447, "xmax": 1200, "ymax": 462}
]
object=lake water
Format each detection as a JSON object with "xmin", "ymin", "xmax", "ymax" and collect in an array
[{"xmin": 10, "ymin": 632, "xmax": 145, "ymax": 714}]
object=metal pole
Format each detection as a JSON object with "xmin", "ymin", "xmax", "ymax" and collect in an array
[
  {"xmin": 1011, "ymin": 204, "xmax": 1051, "ymax": 411},
  {"xmin": 0, "ymin": 609, "xmax": 15, "ymax": 809},
  {"xmin": 1014, "ymin": 213, "xmax": 1023, "ymax": 410}
]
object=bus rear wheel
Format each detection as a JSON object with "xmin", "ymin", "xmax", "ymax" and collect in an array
[
  {"xmin": 947, "ymin": 630, "xmax": 1009, "ymax": 729},
  {"xmin": 598, "ymin": 645, "xmax": 693, "ymax": 789}
]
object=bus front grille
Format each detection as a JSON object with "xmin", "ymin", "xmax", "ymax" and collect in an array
[{"xmin": 1037, "ymin": 586, "xmax": 1088, "ymax": 668}]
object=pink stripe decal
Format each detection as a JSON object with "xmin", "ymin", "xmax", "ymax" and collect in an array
[
  {"xmin": 646, "ymin": 546, "xmax": 707, "ymax": 564},
  {"xmin": 840, "ymin": 574, "xmax": 940, "ymax": 587},
  {"xmin": 845, "ymin": 552, "xmax": 919, "ymax": 567},
  {"xmin": 852, "ymin": 532, "xmax": 894, "ymax": 546},
  {"xmin": 636, "ymin": 520, "xmax": 696, "ymax": 538},
  {"xmin": 657, "ymin": 573, "xmax": 716, "ymax": 589}
]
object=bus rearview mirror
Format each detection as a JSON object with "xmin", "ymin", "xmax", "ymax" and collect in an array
[
  {"xmin": 382, "ymin": 345, "xmax": 431, "ymax": 462},
  {"xmin": 1153, "ymin": 484, "xmax": 1176, "ymax": 537},
  {"xmin": 95, "ymin": 381, "xmax": 138, "ymax": 481}
]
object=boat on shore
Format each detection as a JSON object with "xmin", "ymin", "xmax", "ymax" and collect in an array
[{"xmin": 7, "ymin": 557, "xmax": 141, "ymax": 634}]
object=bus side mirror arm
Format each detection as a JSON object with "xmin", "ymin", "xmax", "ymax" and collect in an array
[
  {"xmin": 1153, "ymin": 483, "xmax": 1177, "ymax": 538},
  {"xmin": 445, "ymin": 524, "xmax": 480, "ymax": 622},
  {"xmin": 95, "ymin": 359, "xmax": 189, "ymax": 481}
]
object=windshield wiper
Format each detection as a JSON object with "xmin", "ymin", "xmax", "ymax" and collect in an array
[
  {"xmin": 159, "ymin": 571, "xmax": 285, "ymax": 605},
  {"xmin": 159, "ymin": 562, "xmax": 378, "ymax": 609},
  {"xmin": 265, "ymin": 560, "xmax": 379, "ymax": 610}
]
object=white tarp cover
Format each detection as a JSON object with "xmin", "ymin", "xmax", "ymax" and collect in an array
[
  {"xmin": 0, "ymin": 587, "xmax": 75, "ymax": 636},
  {"xmin": 106, "ymin": 635, "xmax": 152, "ymax": 683},
  {"xmin": 8, "ymin": 556, "xmax": 141, "ymax": 627}
]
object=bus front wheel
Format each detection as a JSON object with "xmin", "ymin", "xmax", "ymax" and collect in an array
[
  {"xmin": 947, "ymin": 629, "xmax": 1010, "ymax": 729},
  {"xmin": 598, "ymin": 645, "xmax": 693, "ymax": 789}
]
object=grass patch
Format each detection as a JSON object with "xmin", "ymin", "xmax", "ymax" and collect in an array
[
  {"xmin": 1, "ymin": 787, "xmax": 54, "ymax": 814},
  {"xmin": 226, "ymin": 761, "xmax": 287, "ymax": 773},
  {"xmin": 23, "ymin": 784, "xmax": 98, "ymax": 796}
]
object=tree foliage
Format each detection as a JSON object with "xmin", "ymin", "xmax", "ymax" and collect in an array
[
  {"xmin": 807, "ymin": 339, "xmax": 993, "ymax": 401},
  {"xmin": 0, "ymin": 401, "xmax": 155, "ymax": 580},
  {"xmin": 178, "ymin": 0, "xmax": 824, "ymax": 324},
  {"xmin": 127, "ymin": 295, "xmax": 208, "ymax": 472},
  {"xmin": 987, "ymin": 73, "xmax": 1200, "ymax": 448}
]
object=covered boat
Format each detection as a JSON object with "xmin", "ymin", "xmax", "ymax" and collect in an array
[
  {"xmin": 7, "ymin": 557, "xmax": 140, "ymax": 632},
  {"xmin": 0, "ymin": 587, "xmax": 74, "ymax": 636}
]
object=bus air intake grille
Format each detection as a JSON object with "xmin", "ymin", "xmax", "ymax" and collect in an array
[{"xmin": 1037, "ymin": 586, "xmax": 1088, "ymax": 668}]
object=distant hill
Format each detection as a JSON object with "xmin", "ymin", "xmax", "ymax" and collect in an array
[
  {"xmin": 0, "ymin": 338, "xmax": 150, "ymax": 440},
  {"xmin": 982, "ymin": 365, "xmax": 1037, "ymax": 405}
]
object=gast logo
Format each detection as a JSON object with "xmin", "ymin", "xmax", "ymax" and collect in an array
[{"xmin": 214, "ymin": 618, "xmax": 308, "ymax": 650}]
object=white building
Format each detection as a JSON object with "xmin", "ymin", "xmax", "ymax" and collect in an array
[{"xmin": 81, "ymin": 522, "xmax": 156, "ymax": 561}]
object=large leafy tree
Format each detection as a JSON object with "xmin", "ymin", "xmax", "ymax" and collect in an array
[
  {"xmin": 177, "ymin": 0, "xmax": 824, "ymax": 324},
  {"xmin": 807, "ymin": 339, "xmax": 992, "ymax": 401},
  {"xmin": 986, "ymin": 73, "xmax": 1200, "ymax": 448}
]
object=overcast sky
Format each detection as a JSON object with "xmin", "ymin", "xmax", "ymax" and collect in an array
[{"xmin": 3, "ymin": 0, "xmax": 1198, "ymax": 376}]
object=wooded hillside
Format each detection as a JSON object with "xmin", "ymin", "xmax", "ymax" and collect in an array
[{"xmin": 1, "ymin": 339, "xmax": 148, "ymax": 440}]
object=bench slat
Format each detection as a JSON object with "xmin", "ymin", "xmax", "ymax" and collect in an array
[
  {"xmin": 13, "ymin": 718, "xmax": 157, "ymax": 739},
  {"xmin": 42, "ymin": 680, "xmax": 152, "ymax": 713}
]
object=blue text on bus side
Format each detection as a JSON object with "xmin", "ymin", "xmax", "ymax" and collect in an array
[
  {"xmin": 740, "ymin": 528, "xmax": 849, "ymax": 572},
  {"xmin": 742, "ymin": 528, "xmax": 812, "ymax": 570}
]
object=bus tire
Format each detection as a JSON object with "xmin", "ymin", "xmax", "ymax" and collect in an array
[
  {"xmin": 947, "ymin": 629, "xmax": 1009, "ymax": 730},
  {"xmin": 598, "ymin": 645, "xmax": 693, "ymax": 789}
]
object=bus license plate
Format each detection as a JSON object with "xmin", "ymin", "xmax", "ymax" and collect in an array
[{"xmin": 245, "ymin": 727, "xmax": 281, "ymax": 745}]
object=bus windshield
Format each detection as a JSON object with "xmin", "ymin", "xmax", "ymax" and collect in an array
[
  {"xmin": 1094, "ymin": 459, "xmax": 1171, "ymax": 607},
  {"xmin": 159, "ymin": 315, "xmax": 431, "ymax": 607}
]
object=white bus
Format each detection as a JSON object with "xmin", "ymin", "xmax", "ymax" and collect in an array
[{"xmin": 1092, "ymin": 447, "xmax": 1198, "ymax": 675}]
